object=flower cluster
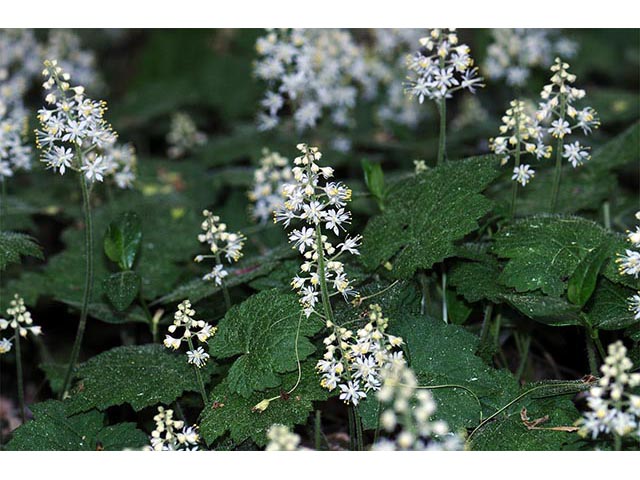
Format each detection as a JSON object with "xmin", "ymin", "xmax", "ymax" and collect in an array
[
  {"xmin": 489, "ymin": 100, "xmax": 551, "ymax": 187},
  {"xmin": 0, "ymin": 94, "xmax": 32, "ymax": 180},
  {"xmin": 576, "ymin": 341, "xmax": 640, "ymax": 442},
  {"xmin": 370, "ymin": 29, "xmax": 428, "ymax": 129},
  {"xmin": 166, "ymin": 112, "xmax": 207, "ymax": 159},
  {"xmin": 42, "ymin": 30, "xmax": 101, "ymax": 92},
  {"xmin": 317, "ymin": 304, "xmax": 404, "ymax": 405},
  {"xmin": 536, "ymin": 58, "xmax": 600, "ymax": 168},
  {"xmin": 617, "ymin": 211, "xmax": 640, "ymax": 321},
  {"xmin": 146, "ymin": 406, "xmax": 200, "ymax": 451},
  {"xmin": 254, "ymin": 29, "xmax": 374, "ymax": 132},
  {"xmin": 274, "ymin": 144, "xmax": 361, "ymax": 317},
  {"xmin": 36, "ymin": 59, "xmax": 137, "ymax": 187},
  {"xmin": 265, "ymin": 424, "xmax": 301, "ymax": 451},
  {"xmin": 194, "ymin": 210, "xmax": 246, "ymax": 285},
  {"xmin": 0, "ymin": 294, "xmax": 42, "ymax": 354},
  {"xmin": 484, "ymin": 29, "xmax": 577, "ymax": 87},
  {"xmin": 406, "ymin": 28, "xmax": 484, "ymax": 104},
  {"xmin": 372, "ymin": 361, "xmax": 463, "ymax": 451},
  {"xmin": 163, "ymin": 300, "xmax": 216, "ymax": 368},
  {"xmin": 248, "ymin": 148, "xmax": 292, "ymax": 224}
]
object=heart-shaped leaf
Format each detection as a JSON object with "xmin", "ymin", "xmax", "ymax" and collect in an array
[{"xmin": 103, "ymin": 271, "xmax": 141, "ymax": 311}]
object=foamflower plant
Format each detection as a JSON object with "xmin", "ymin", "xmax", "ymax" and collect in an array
[{"xmin": 0, "ymin": 294, "xmax": 41, "ymax": 423}]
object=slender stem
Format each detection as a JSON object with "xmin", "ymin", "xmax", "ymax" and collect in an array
[
  {"xmin": 603, "ymin": 201, "xmax": 611, "ymax": 230},
  {"xmin": 314, "ymin": 225, "xmax": 335, "ymax": 324},
  {"xmin": 510, "ymin": 115, "xmax": 522, "ymax": 219},
  {"xmin": 593, "ymin": 333, "xmax": 606, "ymax": 361},
  {"xmin": 214, "ymin": 253, "xmax": 232, "ymax": 310},
  {"xmin": 138, "ymin": 291, "xmax": 157, "ymax": 342},
  {"xmin": 614, "ymin": 433, "xmax": 622, "ymax": 451},
  {"xmin": 437, "ymin": 99, "xmax": 447, "ymax": 165},
  {"xmin": 352, "ymin": 405, "xmax": 364, "ymax": 451},
  {"xmin": 314, "ymin": 410, "xmax": 322, "ymax": 451},
  {"xmin": 347, "ymin": 405, "xmax": 356, "ymax": 450},
  {"xmin": 479, "ymin": 304, "xmax": 493, "ymax": 346},
  {"xmin": 550, "ymin": 97, "xmax": 567, "ymax": 213},
  {"xmin": 441, "ymin": 266, "xmax": 448, "ymax": 324},
  {"xmin": 60, "ymin": 174, "xmax": 94, "ymax": 398},
  {"xmin": 187, "ymin": 337, "xmax": 209, "ymax": 406},
  {"xmin": 585, "ymin": 332, "xmax": 599, "ymax": 375},
  {"xmin": 515, "ymin": 333, "xmax": 531, "ymax": 381},
  {"xmin": 15, "ymin": 332, "xmax": 26, "ymax": 423}
]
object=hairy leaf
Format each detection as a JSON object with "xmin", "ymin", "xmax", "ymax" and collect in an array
[
  {"xmin": 361, "ymin": 155, "xmax": 501, "ymax": 278},
  {"xmin": 200, "ymin": 362, "xmax": 329, "ymax": 447},
  {"xmin": 103, "ymin": 271, "xmax": 141, "ymax": 311},
  {"xmin": 209, "ymin": 289, "xmax": 322, "ymax": 398},
  {"xmin": 65, "ymin": 344, "xmax": 213, "ymax": 413},
  {"xmin": 6, "ymin": 401, "xmax": 147, "ymax": 451},
  {"xmin": 586, "ymin": 278, "xmax": 639, "ymax": 331},
  {"xmin": 493, "ymin": 215, "xmax": 612, "ymax": 297},
  {"xmin": 0, "ymin": 230, "xmax": 43, "ymax": 270}
]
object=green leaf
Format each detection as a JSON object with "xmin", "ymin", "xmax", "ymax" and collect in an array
[
  {"xmin": 6, "ymin": 400, "xmax": 147, "ymax": 451},
  {"xmin": 590, "ymin": 120, "xmax": 640, "ymax": 173},
  {"xmin": 65, "ymin": 344, "xmax": 212, "ymax": 413},
  {"xmin": 209, "ymin": 289, "xmax": 322, "ymax": 398},
  {"xmin": 493, "ymin": 215, "xmax": 611, "ymax": 297},
  {"xmin": 200, "ymin": 362, "xmax": 329, "ymax": 447},
  {"xmin": 467, "ymin": 395, "xmax": 581, "ymax": 451},
  {"xmin": 0, "ymin": 230, "xmax": 43, "ymax": 270},
  {"xmin": 586, "ymin": 278, "xmax": 638, "ymax": 331},
  {"xmin": 103, "ymin": 211, "xmax": 142, "ymax": 270},
  {"xmin": 361, "ymin": 155, "xmax": 501, "ymax": 278},
  {"xmin": 567, "ymin": 241, "xmax": 611, "ymax": 307},
  {"xmin": 361, "ymin": 159, "xmax": 385, "ymax": 204},
  {"xmin": 449, "ymin": 257, "xmax": 580, "ymax": 326},
  {"xmin": 359, "ymin": 312, "xmax": 519, "ymax": 431},
  {"xmin": 103, "ymin": 271, "xmax": 141, "ymax": 311}
]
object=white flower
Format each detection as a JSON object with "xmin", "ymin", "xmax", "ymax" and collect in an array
[
  {"xmin": 0, "ymin": 337, "xmax": 12, "ymax": 354},
  {"xmin": 372, "ymin": 362, "xmax": 462, "ymax": 451},
  {"xmin": 274, "ymin": 144, "xmax": 359, "ymax": 316},
  {"xmin": 406, "ymin": 29, "xmax": 484, "ymax": 105},
  {"xmin": 196, "ymin": 210, "xmax": 246, "ymax": 286},
  {"xmin": 511, "ymin": 164, "xmax": 535, "ymax": 186},
  {"xmin": 163, "ymin": 300, "xmax": 216, "ymax": 362},
  {"xmin": 166, "ymin": 112, "xmax": 206, "ymax": 159},
  {"xmin": 489, "ymin": 99, "xmax": 550, "ymax": 175},
  {"xmin": 186, "ymin": 347, "xmax": 210, "ymax": 368},
  {"xmin": 36, "ymin": 59, "xmax": 131, "ymax": 186},
  {"xmin": 339, "ymin": 380, "xmax": 367, "ymax": 405},
  {"xmin": 618, "ymin": 249, "xmax": 640, "ymax": 278},
  {"xmin": 248, "ymin": 149, "xmax": 292, "ymax": 223},
  {"xmin": 563, "ymin": 141, "xmax": 590, "ymax": 167},
  {"xmin": 265, "ymin": 424, "xmax": 301, "ymax": 451},
  {"xmin": 549, "ymin": 119, "xmax": 571, "ymax": 138},
  {"xmin": 577, "ymin": 341, "xmax": 640, "ymax": 442},
  {"xmin": 146, "ymin": 406, "xmax": 200, "ymax": 451},
  {"xmin": 0, "ymin": 294, "xmax": 41, "ymax": 340},
  {"xmin": 80, "ymin": 155, "xmax": 108, "ymax": 182}
]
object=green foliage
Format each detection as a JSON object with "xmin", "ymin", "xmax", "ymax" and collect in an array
[
  {"xmin": 7, "ymin": 400, "xmax": 147, "ymax": 451},
  {"xmin": 103, "ymin": 271, "xmax": 141, "ymax": 311},
  {"xmin": 493, "ymin": 215, "xmax": 614, "ymax": 297},
  {"xmin": 361, "ymin": 158, "xmax": 386, "ymax": 208},
  {"xmin": 209, "ymin": 289, "xmax": 322, "ymax": 398},
  {"xmin": 567, "ymin": 241, "xmax": 611, "ymax": 307},
  {"xmin": 0, "ymin": 230, "xmax": 43, "ymax": 270},
  {"xmin": 585, "ymin": 278, "xmax": 639, "ymax": 330},
  {"xmin": 361, "ymin": 155, "xmax": 501, "ymax": 278},
  {"xmin": 65, "ymin": 344, "xmax": 213, "ymax": 413},
  {"xmin": 103, "ymin": 211, "xmax": 142, "ymax": 270},
  {"xmin": 200, "ymin": 362, "xmax": 329, "ymax": 447},
  {"xmin": 467, "ymin": 395, "xmax": 581, "ymax": 451}
]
